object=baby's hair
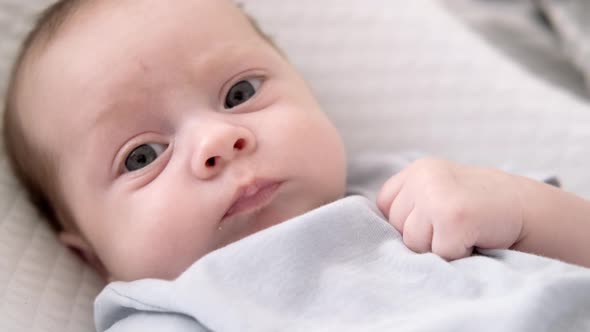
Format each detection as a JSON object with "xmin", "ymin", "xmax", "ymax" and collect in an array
[
  {"xmin": 3, "ymin": 0, "xmax": 87, "ymax": 232},
  {"xmin": 2, "ymin": 0, "xmax": 276, "ymax": 232}
]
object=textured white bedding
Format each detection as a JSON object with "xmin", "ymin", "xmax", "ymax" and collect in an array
[{"xmin": 1, "ymin": 0, "xmax": 589, "ymax": 331}]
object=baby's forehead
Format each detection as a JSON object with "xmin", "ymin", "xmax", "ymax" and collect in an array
[
  {"xmin": 20, "ymin": 0, "xmax": 273, "ymax": 145},
  {"xmin": 25, "ymin": 0, "xmax": 269, "ymax": 76}
]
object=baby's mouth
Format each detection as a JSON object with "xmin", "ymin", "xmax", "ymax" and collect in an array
[{"xmin": 223, "ymin": 179, "xmax": 283, "ymax": 221}]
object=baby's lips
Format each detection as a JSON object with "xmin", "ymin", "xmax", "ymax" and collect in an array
[{"xmin": 223, "ymin": 179, "xmax": 282, "ymax": 219}]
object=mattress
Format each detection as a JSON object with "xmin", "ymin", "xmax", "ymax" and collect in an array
[{"xmin": 1, "ymin": 0, "xmax": 589, "ymax": 331}]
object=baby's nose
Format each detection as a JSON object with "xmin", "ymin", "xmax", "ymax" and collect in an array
[{"xmin": 191, "ymin": 124, "xmax": 256, "ymax": 180}]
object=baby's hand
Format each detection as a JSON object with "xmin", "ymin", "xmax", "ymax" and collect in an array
[{"xmin": 377, "ymin": 158, "xmax": 525, "ymax": 260}]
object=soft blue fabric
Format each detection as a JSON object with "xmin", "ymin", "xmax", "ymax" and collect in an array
[{"xmin": 95, "ymin": 195, "xmax": 590, "ymax": 332}]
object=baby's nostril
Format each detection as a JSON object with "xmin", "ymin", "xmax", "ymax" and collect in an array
[
  {"xmin": 234, "ymin": 138, "xmax": 246, "ymax": 151},
  {"xmin": 206, "ymin": 157, "xmax": 216, "ymax": 167}
]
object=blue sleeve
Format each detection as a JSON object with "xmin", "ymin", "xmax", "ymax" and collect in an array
[
  {"xmin": 95, "ymin": 281, "xmax": 210, "ymax": 332},
  {"xmin": 105, "ymin": 312, "xmax": 207, "ymax": 332}
]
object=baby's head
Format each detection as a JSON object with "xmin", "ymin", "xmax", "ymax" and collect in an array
[{"xmin": 4, "ymin": 0, "xmax": 346, "ymax": 281}]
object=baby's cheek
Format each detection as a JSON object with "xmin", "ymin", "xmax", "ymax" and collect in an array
[
  {"xmin": 102, "ymin": 235, "xmax": 203, "ymax": 281},
  {"xmin": 100, "ymin": 217, "xmax": 214, "ymax": 281}
]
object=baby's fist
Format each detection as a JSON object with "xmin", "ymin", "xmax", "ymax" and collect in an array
[{"xmin": 377, "ymin": 158, "xmax": 524, "ymax": 260}]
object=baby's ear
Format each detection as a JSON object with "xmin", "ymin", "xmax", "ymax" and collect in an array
[{"xmin": 58, "ymin": 232, "xmax": 109, "ymax": 280}]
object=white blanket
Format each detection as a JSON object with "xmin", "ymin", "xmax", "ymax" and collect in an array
[
  {"xmin": 95, "ymin": 196, "xmax": 590, "ymax": 332},
  {"xmin": 2, "ymin": 1, "xmax": 590, "ymax": 331}
]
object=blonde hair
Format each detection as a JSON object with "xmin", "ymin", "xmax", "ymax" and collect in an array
[{"xmin": 3, "ymin": 0, "xmax": 275, "ymax": 232}]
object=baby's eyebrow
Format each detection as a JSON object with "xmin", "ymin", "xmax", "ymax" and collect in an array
[
  {"xmin": 90, "ymin": 96, "xmax": 153, "ymax": 138},
  {"xmin": 82, "ymin": 100, "xmax": 170, "ymax": 177}
]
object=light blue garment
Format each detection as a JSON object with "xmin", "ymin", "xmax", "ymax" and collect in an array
[{"xmin": 95, "ymin": 195, "xmax": 590, "ymax": 332}]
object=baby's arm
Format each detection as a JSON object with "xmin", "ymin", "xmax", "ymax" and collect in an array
[
  {"xmin": 377, "ymin": 158, "xmax": 590, "ymax": 267},
  {"xmin": 511, "ymin": 176, "xmax": 590, "ymax": 267}
]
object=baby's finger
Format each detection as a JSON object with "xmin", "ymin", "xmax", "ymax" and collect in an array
[
  {"xmin": 431, "ymin": 229, "xmax": 473, "ymax": 261},
  {"xmin": 376, "ymin": 172, "xmax": 406, "ymax": 217},
  {"xmin": 388, "ymin": 189, "xmax": 414, "ymax": 232},
  {"xmin": 401, "ymin": 209, "xmax": 433, "ymax": 254}
]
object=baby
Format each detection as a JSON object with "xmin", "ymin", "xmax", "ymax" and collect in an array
[{"xmin": 3, "ymin": 0, "xmax": 590, "ymax": 286}]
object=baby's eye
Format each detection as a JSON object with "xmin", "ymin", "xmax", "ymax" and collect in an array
[
  {"xmin": 224, "ymin": 78, "xmax": 262, "ymax": 109},
  {"xmin": 124, "ymin": 143, "xmax": 168, "ymax": 172}
]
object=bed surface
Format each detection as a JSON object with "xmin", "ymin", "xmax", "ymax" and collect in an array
[{"xmin": 1, "ymin": 0, "xmax": 589, "ymax": 331}]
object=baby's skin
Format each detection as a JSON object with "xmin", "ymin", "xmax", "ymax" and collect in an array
[
  {"xmin": 378, "ymin": 158, "xmax": 590, "ymax": 267},
  {"xmin": 15, "ymin": 0, "xmax": 590, "ymax": 282},
  {"xmin": 19, "ymin": 0, "xmax": 346, "ymax": 281}
]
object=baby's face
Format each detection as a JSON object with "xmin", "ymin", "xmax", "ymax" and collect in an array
[{"xmin": 21, "ymin": 0, "xmax": 346, "ymax": 281}]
